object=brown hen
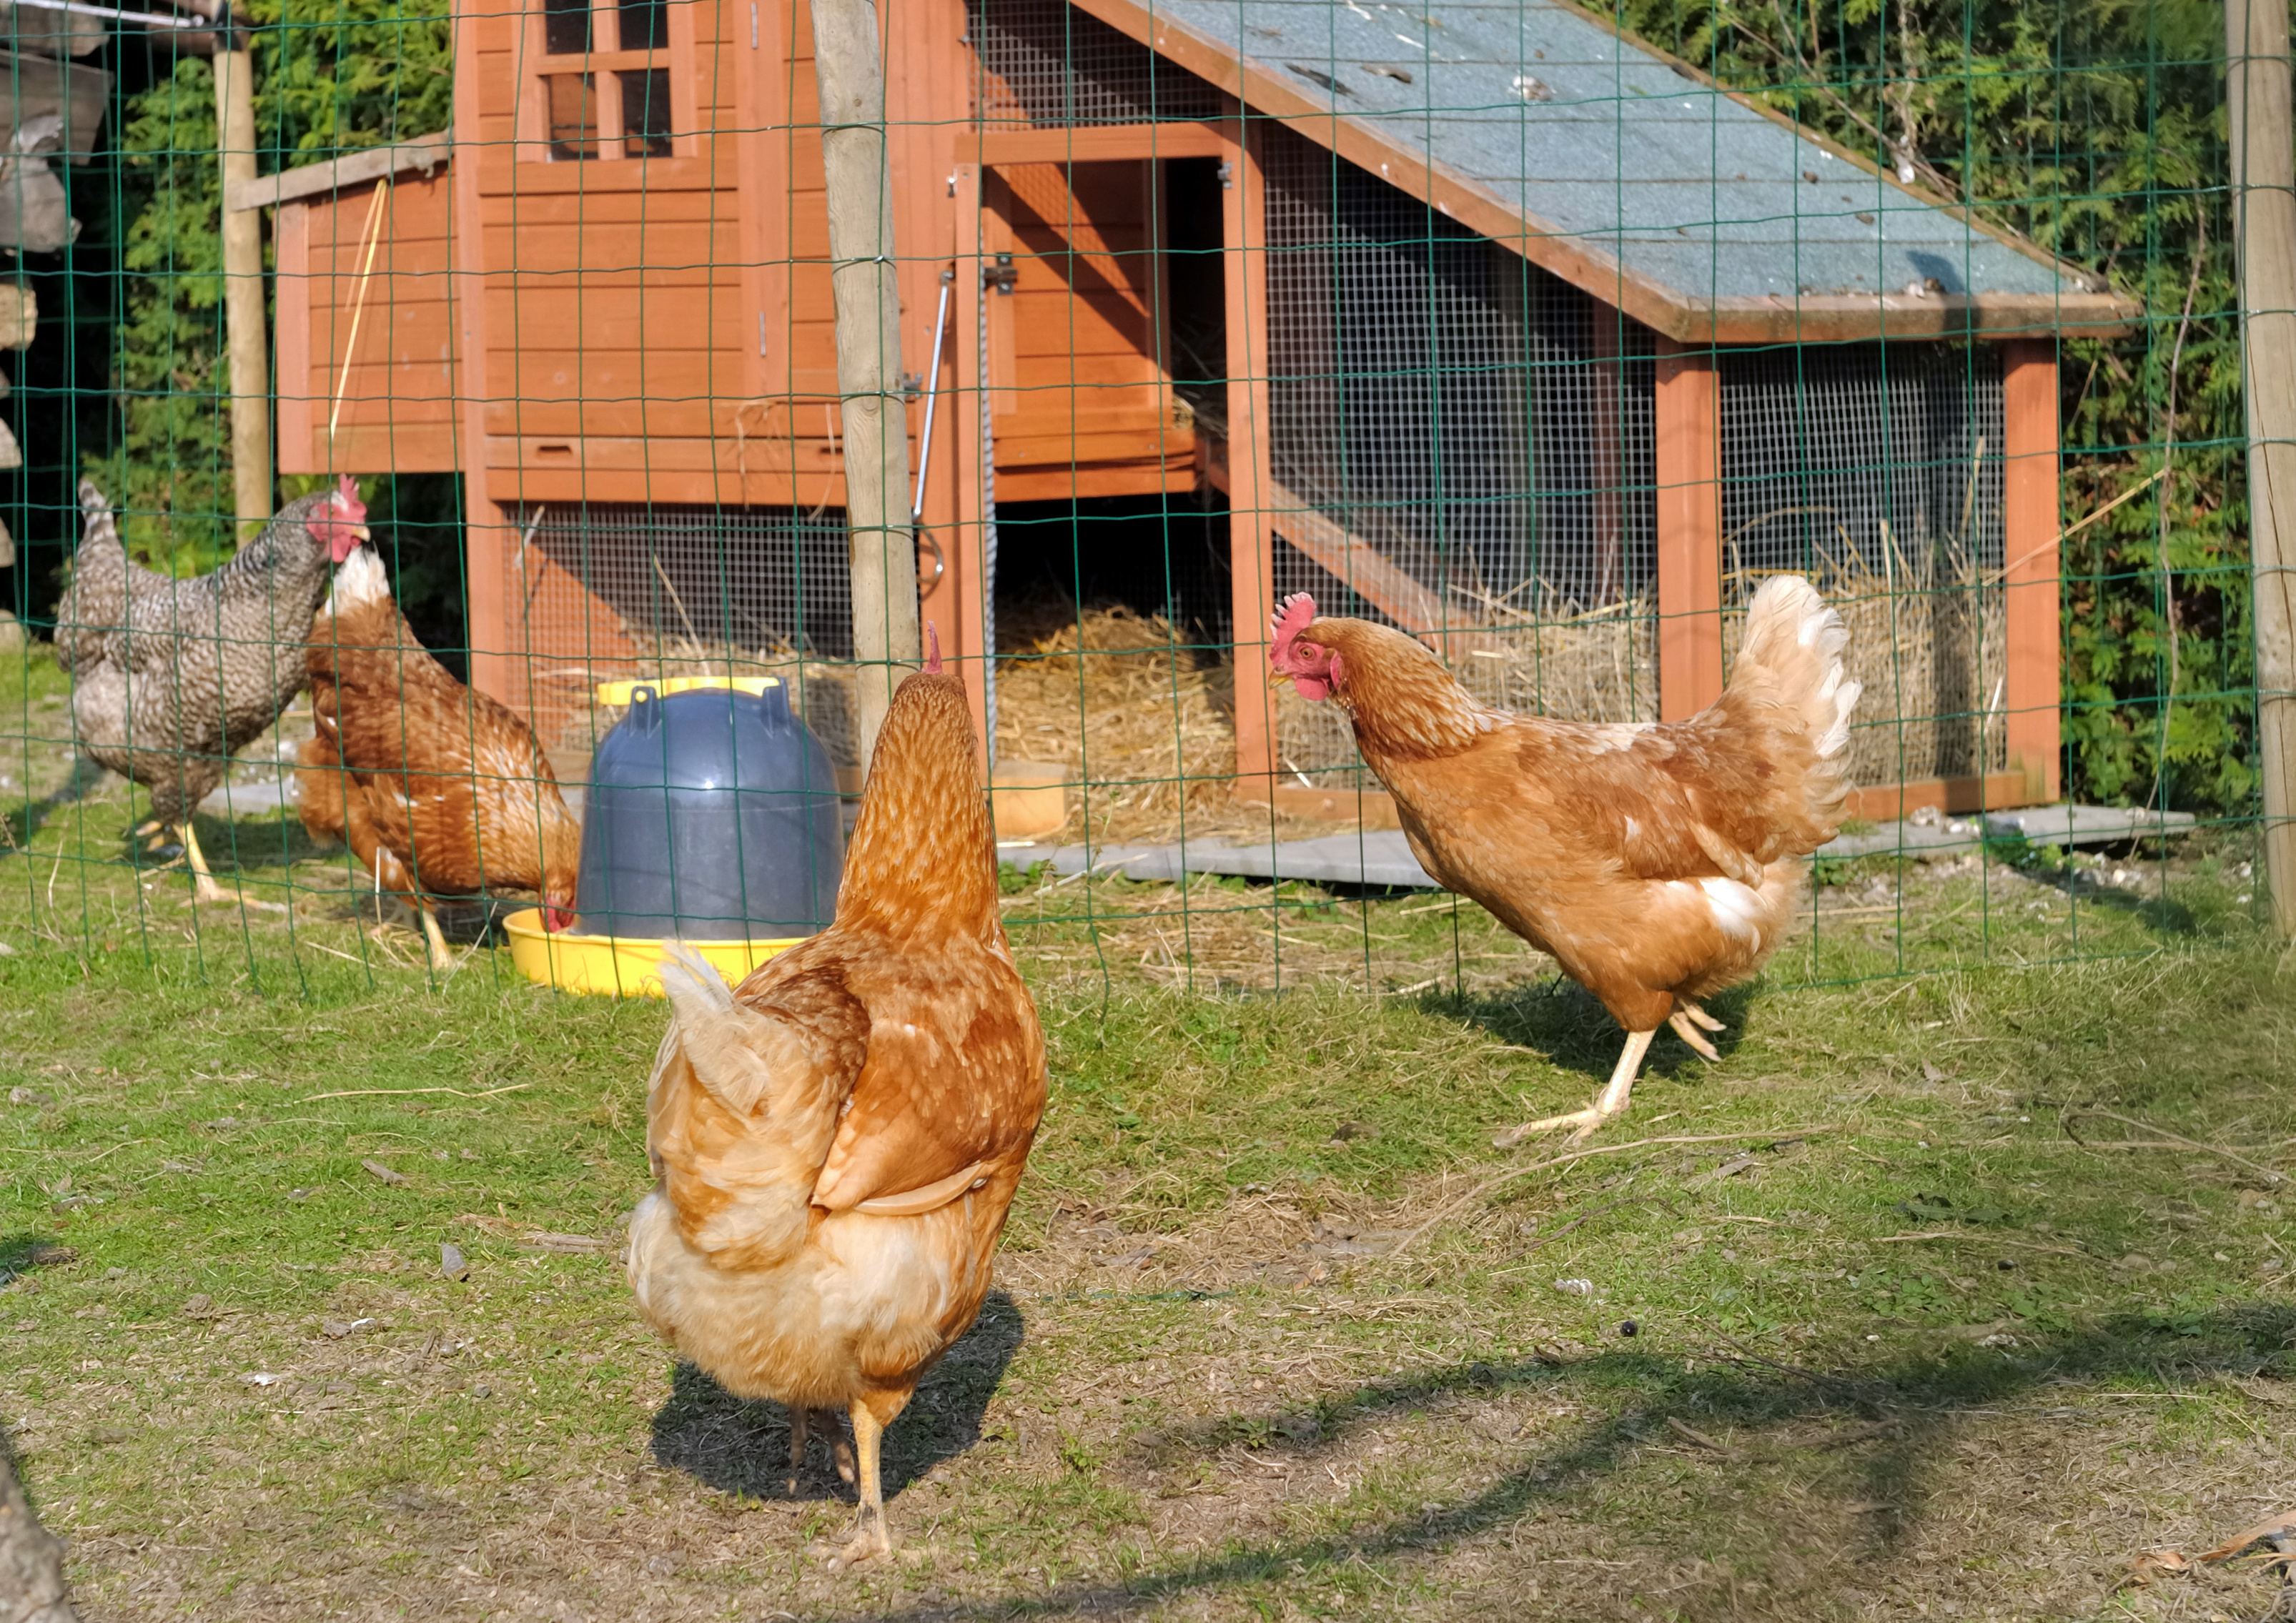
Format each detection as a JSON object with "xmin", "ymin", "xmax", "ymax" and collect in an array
[
  {"xmin": 627, "ymin": 647, "xmax": 1046, "ymax": 1564},
  {"xmin": 297, "ymin": 547, "xmax": 579, "ymax": 968},
  {"xmin": 1270, "ymin": 574, "xmax": 1861, "ymax": 1142}
]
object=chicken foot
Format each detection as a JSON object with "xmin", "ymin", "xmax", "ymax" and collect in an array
[
  {"xmin": 836, "ymin": 1390, "xmax": 914, "ymax": 1567},
  {"xmin": 1666, "ymin": 998, "xmax": 1726, "ymax": 1063},
  {"xmin": 1505, "ymin": 1028, "xmax": 1658, "ymax": 1146},
  {"xmin": 787, "ymin": 1406, "xmax": 856, "ymax": 1494},
  {"xmin": 176, "ymin": 822, "xmax": 287, "ymax": 913},
  {"xmin": 1507, "ymin": 997, "xmax": 1730, "ymax": 1145}
]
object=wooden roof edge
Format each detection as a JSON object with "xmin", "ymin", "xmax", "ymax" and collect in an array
[
  {"xmin": 227, "ymin": 131, "xmax": 451, "ymax": 214},
  {"xmin": 1688, "ymin": 293, "xmax": 2141, "ymax": 346},
  {"xmin": 1071, "ymin": 0, "xmax": 2138, "ymax": 341}
]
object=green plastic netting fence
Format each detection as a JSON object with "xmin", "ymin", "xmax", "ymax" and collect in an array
[{"xmin": 0, "ymin": 0, "xmax": 2277, "ymax": 998}]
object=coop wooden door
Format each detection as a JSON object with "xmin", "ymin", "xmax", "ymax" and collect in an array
[{"xmin": 982, "ymin": 157, "xmax": 1194, "ymax": 501}]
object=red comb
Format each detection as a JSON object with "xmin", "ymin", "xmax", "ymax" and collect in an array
[
  {"xmin": 923, "ymin": 620, "xmax": 943, "ymax": 675},
  {"xmin": 1270, "ymin": 592, "xmax": 1317, "ymax": 656},
  {"xmin": 335, "ymin": 475, "xmax": 367, "ymax": 520}
]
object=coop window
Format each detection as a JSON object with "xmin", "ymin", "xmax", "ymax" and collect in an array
[
  {"xmin": 545, "ymin": 74, "xmax": 600, "ymax": 160},
  {"xmin": 620, "ymin": 69, "xmax": 672, "ymax": 157},
  {"xmin": 528, "ymin": 0, "xmax": 681, "ymax": 162},
  {"xmin": 617, "ymin": 0, "xmax": 666, "ymax": 49},
  {"xmin": 543, "ymin": 0, "xmax": 590, "ymax": 53}
]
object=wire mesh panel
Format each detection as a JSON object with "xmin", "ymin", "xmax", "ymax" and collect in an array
[
  {"xmin": 505, "ymin": 502, "xmax": 858, "ymax": 763},
  {"xmin": 0, "ymin": 0, "xmax": 2267, "ymax": 1016},
  {"xmin": 1718, "ymin": 344, "xmax": 2008, "ymax": 789},
  {"xmin": 969, "ymin": 0, "xmax": 1224, "ymax": 129},
  {"xmin": 1260, "ymin": 123, "xmax": 1659, "ymax": 783}
]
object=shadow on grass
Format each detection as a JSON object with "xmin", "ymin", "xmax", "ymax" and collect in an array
[
  {"xmin": 648, "ymin": 1288, "xmax": 1027, "ymax": 1504},
  {"xmin": 1425, "ymin": 978, "xmax": 1755, "ymax": 1090},
  {"xmin": 827, "ymin": 1300, "xmax": 2296, "ymax": 1622},
  {"xmin": 0, "ymin": 754, "xmax": 109, "ymax": 857}
]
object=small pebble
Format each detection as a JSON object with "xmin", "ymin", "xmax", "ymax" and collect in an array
[
  {"xmin": 441, "ymin": 1243, "xmax": 470, "ymax": 1281},
  {"xmin": 1553, "ymin": 1278, "xmax": 1593, "ymax": 1296},
  {"xmin": 1618, "ymin": 1320, "xmax": 1638, "ymax": 1337}
]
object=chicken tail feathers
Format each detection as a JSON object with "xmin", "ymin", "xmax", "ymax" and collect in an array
[
  {"xmin": 77, "ymin": 479, "xmax": 117, "ymax": 545},
  {"xmin": 657, "ymin": 945, "xmax": 785, "ymax": 1119},
  {"xmin": 1729, "ymin": 574, "xmax": 1862, "ymax": 763}
]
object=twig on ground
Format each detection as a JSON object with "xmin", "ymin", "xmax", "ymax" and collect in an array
[
  {"xmin": 1871, "ymin": 1231, "xmax": 2094, "ymax": 1259},
  {"xmin": 1663, "ymin": 1416, "xmax": 1742, "ymax": 1459},
  {"xmin": 1385, "ymin": 1126, "xmax": 1841, "ymax": 1259},
  {"xmin": 297, "ymin": 1083, "xmax": 534, "ymax": 1103},
  {"xmin": 2066, "ymin": 1108, "xmax": 2285, "ymax": 1186}
]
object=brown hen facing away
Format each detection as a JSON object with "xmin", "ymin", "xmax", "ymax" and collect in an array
[
  {"xmin": 1270, "ymin": 575, "xmax": 1861, "ymax": 1143},
  {"xmin": 627, "ymin": 657, "xmax": 1046, "ymax": 1565},
  {"xmin": 297, "ymin": 547, "xmax": 580, "ymax": 970},
  {"xmin": 54, "ymin": 478, "xmax": 368, "ymax": 906}
]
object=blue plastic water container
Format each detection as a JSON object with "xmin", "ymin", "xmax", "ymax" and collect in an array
[{"xmin": 573, "ymin": 678, "xmax": 843, "ymax": 940}]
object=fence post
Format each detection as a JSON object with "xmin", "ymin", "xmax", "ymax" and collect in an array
[
  {"xmin": 2001, "ymin": 340, "xmax": 2062, "ymax": 807},
  {"xmin": 811, "ymin": 0, "xmax": 921, "ymax": 768},
  {"xmin": 1653, "ymin": 338, "xmax": 1723, "ymax": 721},
  {"xmin": 215, "ymin": 46, "xmax": 272, "ymax": 537},
  {"xmin": 2230, "ymin": 0, "xmax": 2296, "ymax": 938}
]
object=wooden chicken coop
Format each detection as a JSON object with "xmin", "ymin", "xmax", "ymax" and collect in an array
[{"xmin": 249, "ymin": 0, "xmax": 2137, "ymax": 813}]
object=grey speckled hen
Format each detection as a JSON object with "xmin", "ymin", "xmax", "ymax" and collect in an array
[{"xmin": 53, "ymin": 477, "xmax": 370, "ymax": 903}]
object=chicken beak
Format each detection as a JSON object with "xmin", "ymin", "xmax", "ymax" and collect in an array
[
  {"xmin": 1265, "ymin": 665, "xmax": 1295, "ymax": 692},
  {"xmin": 350, "ymin": 523, "xmax": 371, "ymax": 543}
]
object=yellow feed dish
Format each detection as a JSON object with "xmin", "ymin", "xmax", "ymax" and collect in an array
[
  {"xmin": 501, "ymin": 908, "xmax": 799, "ymax": 997},
  {"xmin": 593, "ymin": 675, "xmax": 781, "ymax": 707}
]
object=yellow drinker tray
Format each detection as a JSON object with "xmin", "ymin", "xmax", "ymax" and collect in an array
[
  {"xmin": 593, "ymin": 675, "xmax": 783, "ymax": 706},
  {"xmin": 502, "ymin": 908, "xmax": 799, "ymax": 997}
]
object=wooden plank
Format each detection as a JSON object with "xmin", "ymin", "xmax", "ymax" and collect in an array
[
  {"xmin": 228, "ymin": 132, "xmax": 450, "ymax": 213},
  {"xmin": 455, "ymin": 0, "xmax": 511, "ymax": 706},
  {"xmin": 490, "ymin": 462, "xmax": 847, "ymax": 508},
  {"xmin": 479, "ymin": 400, "xmax": 726, "ymax": 440},
  {"xmin": 478, "ymin": 187, "xmax": 739, "ymax": 228},
  {"xmin": 993, "ymin": 427, "xmax": 1197, "ymax": 466},
  {"xmin": 1843, "ymin": 773, "xmax": 2044, "ymax": 821},
  {"xmin": 976, "ymin": 122, "xmax": 1226, "ymax": 166},
  {"xmin": 1224, "ymin": 110, "xmax": 1277, "ymax": 786},
  {"xmin": 2001, "ymin": 339, "xmax": 2062, "ymax": 804},
  {"xmin": 953, "ymin": 162, "xmax": 992, "ymax": 758},
  {"xmin": 2230, "ymin": 0, "xmax": 2296, "ymax": 938},
  {"xmin": 991, "ymin": 462, "xmax": 1192, "ymax": 502},
  {"xmin": 1654, "ymin": 339, "xmax": 1724, "ymax": 720},
  {"xmin": 736, "ymin": 0, "xmax": 788, "ymax": 400},
  {"xmin": 302, "ymin": 422, "xmax": 462, "ymax": 472},
  {"xmin": 272, "ymin": 202, "xmax": 317, "ymax": 473},
  {"xmin": 487, "ymin": 348, "xmax": 748, "ymax": 401},
  {"xmin": 483, "ymin": 288, "xmax": 746, "ymax": 351}
]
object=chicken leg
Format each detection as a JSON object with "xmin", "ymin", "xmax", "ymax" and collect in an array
[
  {"xmin": 837, "ymin": 1389, "xmax": 913, "ymax": 1566},
  {"xmin": 1501, "ymin": 1028, "xmax": 1657, "ymax": 1147},
  {"xmin": 177, "ymin": 822, "xmax": 287, "ymax": 913},
  {"xmin": 416, "ymin": 905, "xmax": 456, "ymax": 972},
  {"xmin": 1667, "ymin": 998, "xmax": 1726, "ymax": 1063}
]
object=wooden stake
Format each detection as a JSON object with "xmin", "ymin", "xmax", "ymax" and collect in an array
[
  {"xmin": 215, "ymin": 46, "xmax": 272, "ymax": 538},
  {"xmin": 2230, "ymin": 0, "xmax": 2296, "ymax": 938},
  {"xmin": 810, "ymin": 0, "xmax": 919, "ymax": 766}
]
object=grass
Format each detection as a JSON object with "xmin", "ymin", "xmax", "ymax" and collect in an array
[{"xmin": 5, "ymin": 637, "xmax": 2296, "ymax": 1619}]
